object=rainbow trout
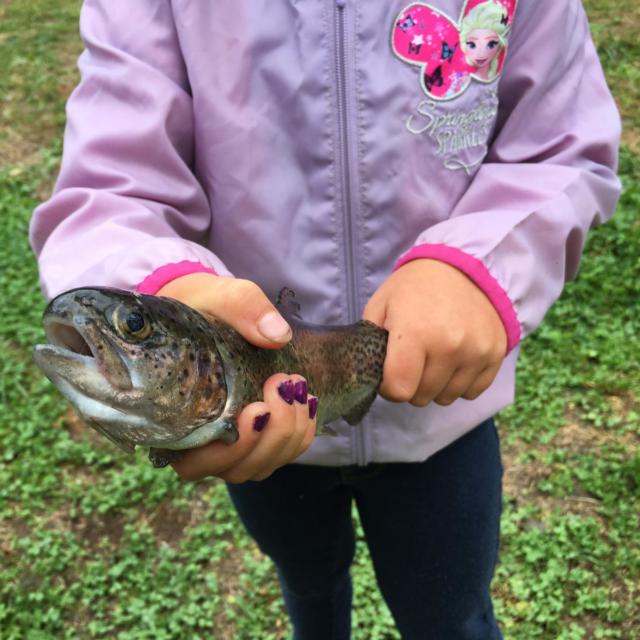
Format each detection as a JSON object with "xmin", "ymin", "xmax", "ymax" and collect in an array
[{"xmin": 33, "ymin": 287, "xmax": 388, "ymax": 467}]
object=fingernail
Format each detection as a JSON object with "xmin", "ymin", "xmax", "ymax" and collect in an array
[
  {"xmin": 278, "ymin": 380, "xmax": 295, "ymax": 404},
  {"xmin": 253, "ymin": 412, "xmax": 271, "ymax": 432},
  {"xmin": 308, "ymin": 397, "xmax": 318, "ymax": 420},
  {"xmin": 294, "ymin": 380, "xmax": 308, "ymax": 404},
  {"xmin": 258, "ymin": 311, "xmax": 292, "ymax": 343}
]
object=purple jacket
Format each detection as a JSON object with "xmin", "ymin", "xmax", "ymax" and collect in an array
[{"xmin": 30, "ymin": 0, "xmax": 621, "ymax": 465}]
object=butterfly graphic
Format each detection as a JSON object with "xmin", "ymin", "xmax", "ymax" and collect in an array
[
  {"xmin": 397, "ymin": 14, "xmax": 417, "ymax": 33},
  {"xmin": 441, "ymin": 41, "xmax": 458, "ymax": 62},
  {"xmin": 424, "ymin": 65, "xmax": 444, "ymax": 91},
  {"xmin": 392, "ymin": 1, "xmax": 519, "ymax": 100}
]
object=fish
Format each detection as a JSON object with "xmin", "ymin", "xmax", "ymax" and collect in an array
[{"xmin": 32, "ymin": 287, "xmax": 388, "ymax": 467}]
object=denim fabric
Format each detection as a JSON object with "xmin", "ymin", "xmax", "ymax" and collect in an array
[{"xmin": 227, "ymin": 418, "xmax": 503, "ymax": 640}]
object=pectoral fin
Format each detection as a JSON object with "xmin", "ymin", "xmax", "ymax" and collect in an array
[{"xmin": 148, "ymin": 448, "xmax": 184, "ymax": 468}]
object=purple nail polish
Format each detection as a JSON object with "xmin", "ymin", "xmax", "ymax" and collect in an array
[
  {"xmin": 253, "ymin": 412, "xmax": 271, "ymax": 432},
  {"xmin": 278, "ymin": 380, "xmax": 295, "ymax": 404},
  {"xmin": 308, "ymin": 397, "xmax": 318, "ymax": 420},
  {"xmin": 294, "ymin": 380, "xmax": 308, "ymax": 404}
]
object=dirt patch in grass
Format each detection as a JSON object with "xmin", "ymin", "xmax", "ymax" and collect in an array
[
  {"xmin": 212, "ymin": 550, "xmax": 246, "ymax": 640},
  {"xmin": 501, "ymin": 417, "xmax": 638, "ymax": 514},
  {"xmin": 150, "ymin": 500, "xmax": 193, "ymax": 547},
  {"xmin": 74, "ymin": 510, "xmax": 127, "ymax": 551}
]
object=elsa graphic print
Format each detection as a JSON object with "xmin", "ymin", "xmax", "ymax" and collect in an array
[{"xmin": 392, "ymin": 0, "xmax": 518, "ymax": 100}]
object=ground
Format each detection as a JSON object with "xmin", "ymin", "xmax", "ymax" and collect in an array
[{"xmin": 0, "ymin": 1, "xmax": 638, "ymax": 638}]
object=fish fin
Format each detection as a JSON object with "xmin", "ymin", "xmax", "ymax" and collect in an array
[
  {"xmin": 148, "ymin": 448, "xmax": 184, "ymax": 468},
  {"xmin": 88, "ymin": 419, "xmax": 135, "ymax": 453},
  {"xmin": 217, "ymin": 418, "xmax": 239, "ymax": 444},
  {"xmin": 318, "ymin": 424, "xmax": 339, "ymax": 437},
  {"xmin": 275, "ymin": 287, "xmax": 302, "ymax": 320},
  {"xmin": 342, "ymin": 390, "xmax": 378, "ymax": 426}
]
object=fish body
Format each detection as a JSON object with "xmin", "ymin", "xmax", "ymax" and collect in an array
[{"xmin": 33, "ymin": 287, "xmax": 388, "ymax": 465}]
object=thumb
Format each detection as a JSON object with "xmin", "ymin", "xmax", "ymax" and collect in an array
[{"xmin": 157, "ymin": 273, "xmax": 292, "ymax": 349}]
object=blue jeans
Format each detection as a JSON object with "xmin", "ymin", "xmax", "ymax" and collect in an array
[{"xmin": 227, "ymin": 418, "xmax": 503, "ymax": 640}]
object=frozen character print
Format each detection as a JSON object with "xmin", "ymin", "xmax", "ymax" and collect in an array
[
  {"xmin": 460, "ymin": 1, "xmax": 509, "ymax": 82},
  {"xmin": 392, "ymin": 0, "xmax": 518, "ymax": 100}
]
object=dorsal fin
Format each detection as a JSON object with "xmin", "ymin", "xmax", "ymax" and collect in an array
[{"xmin": 275, "ymin": 287, "xmax": 302, "ymax": 320}]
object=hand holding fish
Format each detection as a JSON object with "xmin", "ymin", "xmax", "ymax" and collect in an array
[
  {"xmin": 363, "ymin": 259, "xmax": 507, "ymax": 407},
  {"xmin": 156, "ymin": 273, "xmax": 317, "ymax": 482}
]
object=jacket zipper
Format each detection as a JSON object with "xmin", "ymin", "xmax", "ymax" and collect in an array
[{"xmin": 335, "ymin": 0, "xmax": 367, "ymax": 466}]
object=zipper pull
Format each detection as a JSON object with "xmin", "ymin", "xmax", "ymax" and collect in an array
[{"xmin": 336, "ymin": 0, "xmax": 346, "ymax": 8}]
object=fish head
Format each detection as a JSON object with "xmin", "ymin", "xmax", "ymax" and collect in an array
[{"xmin": 33, "ymin": 287, "xmax": 227, "ymax": 451}]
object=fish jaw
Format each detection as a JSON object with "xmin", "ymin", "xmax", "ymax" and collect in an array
[
  {"xmin": 34, "ymin": 311, "xmax": 137, "ymax": 403},
  {"xmin": 33, "ymin": 343, "xmax": 204, "ymax": 451}
]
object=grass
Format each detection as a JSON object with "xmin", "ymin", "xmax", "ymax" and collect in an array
[{"xmin": 0, "ymin": 1, "xmax": 638, "ymax": 638}]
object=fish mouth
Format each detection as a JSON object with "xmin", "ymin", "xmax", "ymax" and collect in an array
[{"xmin": 33, "ymin": 314, "xmax": 133, "ymax": 395}]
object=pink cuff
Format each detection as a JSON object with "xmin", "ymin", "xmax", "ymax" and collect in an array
[
  {"xmin": 135, "ymin": 261, "xmax": 218, "ymax": 295},
  {"xmin": 394, "ymin": 244, "xmax": 521, "ymax": 352}
]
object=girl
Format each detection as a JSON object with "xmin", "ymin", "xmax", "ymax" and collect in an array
[{"xmin": 30, "ymin": 1, "xmax": 620, "ymax": 638}]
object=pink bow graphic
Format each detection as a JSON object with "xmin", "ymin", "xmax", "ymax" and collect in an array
[{"xmin": 392, "ymin": 0, "xmax": 518, "ymax": 100}]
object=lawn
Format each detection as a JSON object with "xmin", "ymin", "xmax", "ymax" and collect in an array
[{"xmin": 1, "ymin": 1, "xmax": 638, "ymax": 638}]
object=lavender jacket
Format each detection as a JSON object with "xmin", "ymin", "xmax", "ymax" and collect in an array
[{"xmin": 30, "ymin": 0, "xmax": 621, "ymax": 466}]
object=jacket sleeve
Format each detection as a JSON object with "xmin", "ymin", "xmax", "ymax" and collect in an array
[
  {"xmin": 394, "ymin": 0, "xmax": 621, "ymax": 352},
  {"xmin": 29, "ymin": 0, "xmax": 231, "ymax": 300}
]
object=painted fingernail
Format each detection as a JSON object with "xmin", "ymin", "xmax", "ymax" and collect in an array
[
  {"xmin": 294, "ymin": 380, "xmax": 308, "ymax": 404},
  {"xmin": 278, "ymin": 380, "xmax": 295, "ymax": 404},
  {"xmin": 253, "ymin": 412, "xmax": 271, "ymax": 432},
  {"xmin": 308, "ymin": 397, "xmax": 318, "ymax": 420}
]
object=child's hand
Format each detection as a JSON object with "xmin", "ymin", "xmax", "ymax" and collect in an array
[
  {"xmin": 363, "ymin": 260, "xmax": 507, "ymax": 407},
  {"xmin": 156, "ymin": 273, "xmax": 317, "ymax": 482}
]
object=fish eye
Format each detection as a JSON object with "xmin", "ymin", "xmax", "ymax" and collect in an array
[
  {"xmin": 112, "ymin": 306, "xmax": 152, "ymax": 340},
  {"xmin": 126, "ymin": 312, "xmax": 145, "ymax": 333}
]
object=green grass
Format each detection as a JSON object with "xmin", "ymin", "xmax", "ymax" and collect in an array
[{"xmin": 1, "ymin": 1, "xmax": 638, "ymax": 638}]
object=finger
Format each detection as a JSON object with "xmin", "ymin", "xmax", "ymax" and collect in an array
[
  {"xmin": 220, "ymin": 374, "xmax": 305, "ymax": 483},
  {"xmin": 244, "ymin": 376, "xmax": 317, "ymax": 481},
  {"xmin": 432, "ymin": 366, "xmax": 484, "ymax": 406},
  {"xmin": 250, "ymin": 406, "xmax": 317, "ymax": 482},
  {"xmin": 209, "ymin": 278, "xmax": 293, "ymax": 347},
  {"xmin": 271, "ymin": 376, "xmax": 313, "ymax": 464},
  {"xmin": 378, "ymin": 330, "xmax": 425, "ymax": 403},
  {"xmin": 171, "ymin": 401, "xmax": 271, "ymax": 481},
  {"xmin": 410, "ymin": 359, "xmax": 458, "ymax": 407},
  {"xmin": 462, "ymin": 365, "xmax": 502, "ymax": 401},
  {"xmin": 247, "ymin": 375, "xmax": 311, "ymax": 481},
  {"xmin": 160, "ymin": 274, "xmax": 291, "ymax": 348}
]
